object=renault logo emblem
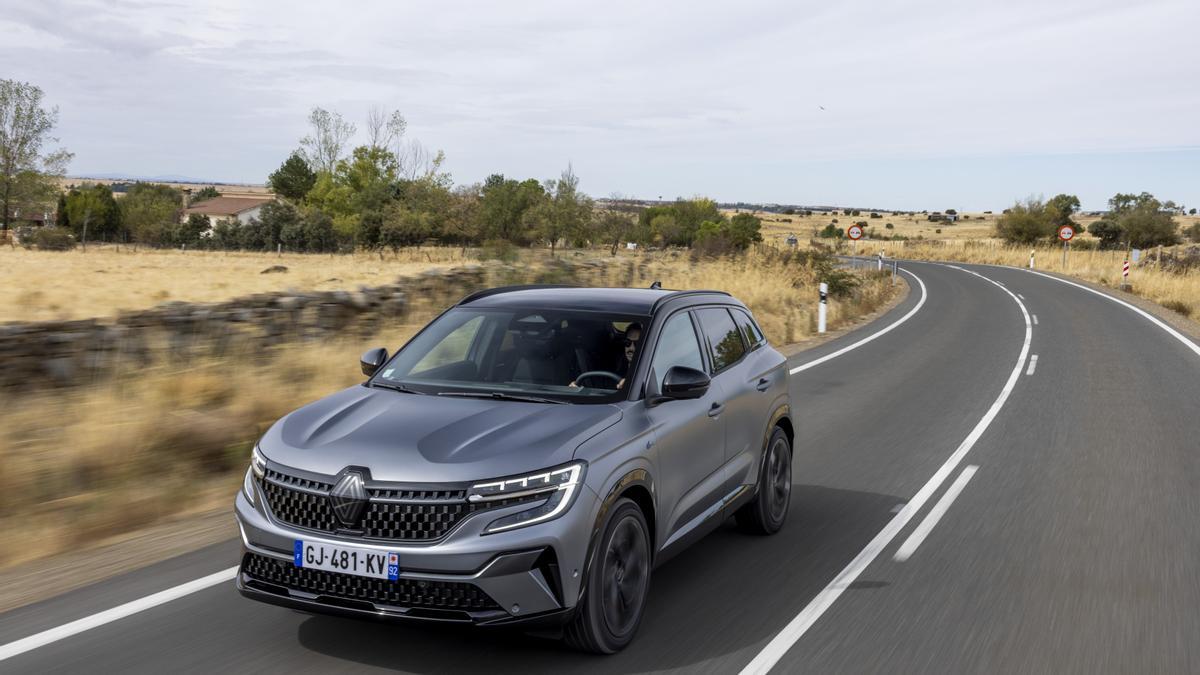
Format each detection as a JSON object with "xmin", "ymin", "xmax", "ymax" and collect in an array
[{"xmin": 329, "ymin": 471, "xmax": 368, "ymax": 528}]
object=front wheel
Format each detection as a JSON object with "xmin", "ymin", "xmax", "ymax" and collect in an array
[
  {"xmin": 564, "ymin": 498, "xmax": 652, "ymax": 654},
  {"xmin": 736, "ymin": 427, "xmax": 792, "ymax": 535}
]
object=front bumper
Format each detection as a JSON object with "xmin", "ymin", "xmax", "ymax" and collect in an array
[{"xmin": 234, "ymin": 482, "xmax": 598, "ymax": 626}]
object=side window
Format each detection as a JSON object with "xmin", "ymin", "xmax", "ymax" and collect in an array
[
  {"xmin": 649, "ymin": 312, "xmax": 704, "ymax": 385},
  {"xmin": 695, "ymin": 308, "xmax": 746, "ymax": 373},
  {"xmin": 732, "ymin": 309, "xmax": 765, "ymax": 348},
  {"xmin": 411, "ymin": 315, "xmax": 484, "ymax": 374}
]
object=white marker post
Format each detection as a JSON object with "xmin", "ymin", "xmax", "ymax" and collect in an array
[
  {"xmin": 1029, "ymin": 250, "xmax": 1035, "ymax": 269},
  {"xmin": 877, "ymin": 251, "xmax": 883, "ymax": 271},
  {"xmin": 818, "ymin": 282, "xmax": 828, "ymax": 334}
]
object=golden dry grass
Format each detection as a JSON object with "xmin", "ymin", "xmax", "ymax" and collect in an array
[
  {"xmin": 0, "ymin": 247, "xmax": 896, "ymax": 567},
  {"xmin": 0, "ymin": 245, "xmax": 470, "ymax": 322}
]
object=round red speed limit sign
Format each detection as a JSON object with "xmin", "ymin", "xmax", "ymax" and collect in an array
[
  {"xmin": 1058, "ymin": 225, "xmax": 1075, "ymax": 241},
  {"xmin": 846, "ymin": 224, "xmax": 864, "ymax": 240}
]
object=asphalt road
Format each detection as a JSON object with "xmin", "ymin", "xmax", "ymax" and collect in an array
[{"xmin": 3, "ymin": 260, "xmax": 1199, "ymax": 674}]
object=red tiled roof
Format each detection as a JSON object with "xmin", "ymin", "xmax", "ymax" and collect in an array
[{"xmin": 183, "ymin": 196, "xmax": 274, "ymax": 216}]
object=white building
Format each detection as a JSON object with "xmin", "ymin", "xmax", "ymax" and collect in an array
[{"xmin": 182, "ymin": 196, "xmax": 274, "ymax": 229}]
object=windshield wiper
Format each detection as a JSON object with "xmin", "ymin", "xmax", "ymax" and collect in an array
[
  {"xmin": 437, "ymin": 391, "xmax": 567, "ymax": 405},
  {"xmin": 370, "ymin": 381, "xmax": 423, "ymax": 395}
]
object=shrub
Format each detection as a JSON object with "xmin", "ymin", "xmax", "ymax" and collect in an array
[
  {"xmin": 885, "ymin": 223, "xmax": 894, "ymax": 229},
  {"xmin": 1163, "ymin": 300, "xmax": 1193, "ymax": 317},
  {"xmin": 30, "ymin": 226, "xmax": 76, "ymax": 251},
  {"xmin": 476, "ymin": 238, "xmax": 519, "ymax": 262},
  {"xmin": 935, "ymin": 228, "xmax": 942, "ymax": 234}
]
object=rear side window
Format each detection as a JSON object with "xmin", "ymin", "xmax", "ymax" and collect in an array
[
  {"xmin": 649, "ymin": 312, "xmax": 704, "ymax": 385},
  {"xmin": 695, "ymin": 307, "xmax": 746, "ymax": 373},
  {"xmin": 732, "ymin": 309, "xmax": 765, "ymax": 348}
]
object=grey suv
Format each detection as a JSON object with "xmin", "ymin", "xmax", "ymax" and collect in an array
[{"xmin": 235, "ymin": 286, "xmax": 792, "ymax": 653}]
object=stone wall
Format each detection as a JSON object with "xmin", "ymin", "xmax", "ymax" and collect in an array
[{"xmin": 0, "ymin": 258, "xmax": 631, "ymax": 392}]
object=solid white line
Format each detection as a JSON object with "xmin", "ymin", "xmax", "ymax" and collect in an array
[
  {"xmin": 1032, "ymin": 314, "xmax": 1039, "ymax": 325},
  {"xmin": 893, "ymin": 465, "xmax": 979, "ymax": 562},
  {"xmin": 1026, "ymin": 270, "xmax": 1200, "ymax": 359},
  {"xmin": 1018, "ymin": 293, "xmax": 1024, "ymax": 300},
  {"xmin": 790, "ymin": 269, "xmax": 927, "ymax": 375},
  {"xmin": 740, "ymin": 265, "xmax": 1031, "ymax": 675},
  {"xmin": 0, "ymin": 567, "xmax": 237, "ymax": 662},
  {"xmin": 1026, "ymin": 354, "xmax": 1038, "ymax": 376}
]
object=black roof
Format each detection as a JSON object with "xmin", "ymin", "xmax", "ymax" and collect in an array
[{"xmin": 459, "ymin": 286, "xmax": 732, "ymax": 314}]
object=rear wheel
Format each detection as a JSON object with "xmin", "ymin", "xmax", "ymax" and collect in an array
[
  {"xmin": 564, "ymin": 498, "xmax": 651, "ymax": 654},
  {"xmin": 736, "ymin": 426, "xmax": 792, "ymax": 535}
]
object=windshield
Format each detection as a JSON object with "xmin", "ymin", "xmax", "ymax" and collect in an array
[{"xmin": 372, "ymin": 307, "xmax": 649, "ymax": 403}]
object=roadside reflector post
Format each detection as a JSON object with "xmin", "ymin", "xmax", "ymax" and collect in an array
[
  {"xmin": 818, "ymin": 282, "xmax": 828, "ymax": 334},
  {"xmin": 1120, "ymin": 259, "xmax": 1131, "ymax": 292},
  {"xmin": 1029, "ymin": 250, "xmax": 1035, "ymax": 269},
  {"xmin": 877, "ymin": 250, "xmax": 883, "ymax": 271}
]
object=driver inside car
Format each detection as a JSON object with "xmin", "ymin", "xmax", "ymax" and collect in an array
[{"xmin": 570, "ymin": 322, "xmax": 642, "ymax": 390}]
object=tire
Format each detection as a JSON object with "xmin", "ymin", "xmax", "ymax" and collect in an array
[
  {"xmin": 564, "ymin": 498, "xmax": 652, "ymax": 654},
  {"xmin": 736, "ymin": 426, "xmax": 792, "ymax": 535}
]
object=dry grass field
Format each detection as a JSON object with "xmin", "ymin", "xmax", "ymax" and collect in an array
[
  {"xmin": 0, "ymin": 246, "xmax": 896, "ymax": 567},
  {"xmin": 0, "ymin": 246, "xmax": 469, "ymax": 322}
]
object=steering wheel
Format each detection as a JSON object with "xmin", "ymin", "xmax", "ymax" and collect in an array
[{"xmin": 573, "ymin": 371, "xmax": 622, "ymax": 387}]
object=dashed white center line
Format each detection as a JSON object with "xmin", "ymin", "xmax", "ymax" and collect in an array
[
  {"xmin": 1018, "ymin": 293, "xmax": 1024, "ymax": 300},
  {"xmin": 1032, "ymin": 314, "xmax": 1039, "ymax": 325},
  {"xmin": 1026, "ymin": 354, "xmax": 1038, "ymax": 376},
  {"xmin": 893, "ymin": 465, "xmax": 979, "ymax": 562}
]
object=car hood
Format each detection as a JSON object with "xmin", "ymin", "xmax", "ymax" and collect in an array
[{"xmin": 259, "ymin": 385, "xmax": 623, "ymax": 483}]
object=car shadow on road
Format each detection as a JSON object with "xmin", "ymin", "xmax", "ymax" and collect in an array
[{"xmin": 296, "ymin": 483, "xmax": 901, "ymax": 674}]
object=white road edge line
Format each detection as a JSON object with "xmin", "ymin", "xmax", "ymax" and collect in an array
[
  {"xmin": 1026, "ymin": 270, "xmax": 1200, "ymax": 359},
  {"xmin": 1026, "ymin": 354, "xmax": 1038, "ymax": 376},
  {"xmin": 790, "ymin": 269, "xmax": 927, "ymax": 375},
  {"xmin": 0, "ymin": 566, "xmax": 237, "ymax": 662},
  {"xmin": 740, "ymin": 264, "xmax": 1031, "ymax": 675},
  {"xmin": 893, "ymin": 465, "xmax": 979, "ymax": 562}
]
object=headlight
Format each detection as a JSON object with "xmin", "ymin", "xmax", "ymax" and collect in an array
[
  {"xmin": 469, "ymin": 462, "xmax": 585, "ymax": 534},
  {"xmin": 243, "ymin": 444, "xmax": 267, "ymax": 504}
]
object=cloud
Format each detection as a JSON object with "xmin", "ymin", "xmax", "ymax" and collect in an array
[{"xmin": 3, "ymin": 0, "xmax": 1197, "ymax": 208}]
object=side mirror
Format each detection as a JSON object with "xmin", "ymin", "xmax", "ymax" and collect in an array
[
  {"xmin": 660, "ymin": 366, "xmax": 710, "ymax": 400},
  {"xmin": 360, "ymin": 347, "xmax": 388, "ymax": 377}
]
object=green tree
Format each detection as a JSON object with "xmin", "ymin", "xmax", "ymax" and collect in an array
[
  {"xmin": 726, "ymin": 212, "xmax": 763, "ymax": 249},
  {"xmin": 1045, "ymin": 194, "xmax": 1080, "ymax": 228},
  {"xmin": 1101, "ymin": 192, "xmax": 1180, "ymax": 249},
  {"xmin": 119, "ymin": 183, "xmax": 181, "ymax": 245},
  {"xmin": 0, "ymin": 79, "xmax": 73, "ymax": 231},
  {"xmin": 1088, "ymin": 219, "xmax": 1124, "ymax": 249},
  {"xmin": 523, "ymin": 165, "xmax": 592, "ymax": 255},
  {"xmin": 178, "ymin": 213, "xmax": 210, "ymax": 247},
  {"xmin": 268, "ymin": 152, "xmax": 317, "ymax": 201},
  {"xmin": 63, "ymin": 184, "xmax": 121, "ymax": 244},
  {"xmin": 478, "ymin": 174, "xmax": 545, "ymax": 243},
  {"xmin": 995, "ymin": 197, "xmax": 1054, "ymax": 244}
]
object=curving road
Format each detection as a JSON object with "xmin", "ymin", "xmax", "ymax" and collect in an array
[{"xmin": 3, "ymin": 260, "xmax": 1200, "ymax": 673}]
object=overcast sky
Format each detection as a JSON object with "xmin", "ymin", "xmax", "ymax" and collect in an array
[{"xmin": 4, "ymin": 0, "xmax": 1197, "ymax": 210}]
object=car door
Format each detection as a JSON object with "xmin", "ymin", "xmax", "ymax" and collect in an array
[
  {"xmin": 644, "ymin": 310, "xmax": 728, "ymax": 552},
  {"xmin": 726, "ymin": 307, "xmax": 787, "ymax": 489},
  {"xmin": 693, "ymin": 307, "xmax": 757, "ymax": 496}
]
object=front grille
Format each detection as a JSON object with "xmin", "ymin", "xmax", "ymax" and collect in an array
[
  {"xmin": 241, "ymin": 553, "xmax": 501, "ymax": 611},
  {"xmin": 261, "ymin": 479, "xmax": 339, "ymax": 531},
  {"xmin": 259, "ymin": 470, "xmax": 546, "ymax": 542}
]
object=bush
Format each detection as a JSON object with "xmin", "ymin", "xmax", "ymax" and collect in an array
[
  {"xmin": 1183, "ymin": 221, "xmax": 1200, "ymax": 243},
  {"xmin": 29, "ymin": 226, "xmax": 76, "ymax": 251},
  {"xmin": 885, "ymin": 223, "xmax": 894, "ymax": 229},
  {"xmin": 1163, "ymin": 300, "xmax": 1193, "ymax": 317},
  {"xmin": 476, "ymin": 238, "xmax": 519, "ymax": 262},
  {"xmin": 935, "ymin": 228, "xmax": 942, "ymax": 234}
]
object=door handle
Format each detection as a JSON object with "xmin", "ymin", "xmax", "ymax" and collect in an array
[
  {"xmin": 708, "ymin": 402, "xmax": 725, "ymax": 418},
  {"xmin": 756, "ymin": 377, "xmax": 771, "ymax": 392}
]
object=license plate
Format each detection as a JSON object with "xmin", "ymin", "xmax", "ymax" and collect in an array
[{"xmin": 293, "ymin": 540, "xmax": 399, "ymax": 581}]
